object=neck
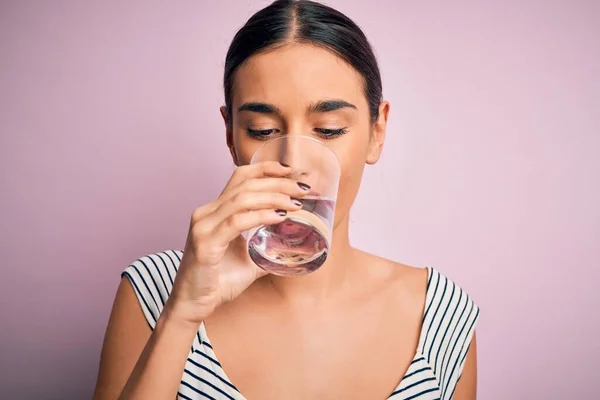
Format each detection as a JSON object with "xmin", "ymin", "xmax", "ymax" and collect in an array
[{"xmin": 261, "ymin": 214, "xmax": 360, "ymax": 304}]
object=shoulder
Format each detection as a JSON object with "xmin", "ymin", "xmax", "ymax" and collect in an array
[
  {"xmin": 354, "ymin": 251, "xmax": 480, "ymax": 325},
  {"xmin": 382, "ymin": 261, "xmax": 480, "ymax": 333},
  {"xmin": 360, "ymin": 252, "xmax": 429, "ymax": 309},
  {"xmin": 121, "ymin": 250, "xmax": 183, "ymax": 328},
  {"xmin": 368, "ymin": 257, "xmax": 480, "ymax": 366}
]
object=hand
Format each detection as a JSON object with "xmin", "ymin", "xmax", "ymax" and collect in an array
[{"xmin": 165, "ymin": 161, "xmax": 310, "ymax": 326}]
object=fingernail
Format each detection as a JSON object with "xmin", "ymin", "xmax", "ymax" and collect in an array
[
  {"xmin": 275, "ymin": 209, "xmax": 287, "ymax": 216},
  {"xmin": 280, "ymin": 162, "xmax": 290, "ymax": 168},
  {"xmin": 291, "ymin": 198, "xmax": 303, "ymax": 207},
  {"xmin": 297, "ymin": 182, "xmax": 311, "ymax": 191}
]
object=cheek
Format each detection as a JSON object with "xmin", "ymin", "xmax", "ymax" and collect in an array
[
  {"xmin": 233, "ymin": 135, "xmax": 264, "ymax": 165},
  {"xmin": 332, "ymin": 150, "xmax": 368, "ymax": 222},
  {"xmin": 338, "ymin": 160, "xmax": 365, "ymax": 199}
]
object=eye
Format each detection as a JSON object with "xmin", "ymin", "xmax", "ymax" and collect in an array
[
  {"xmin": 314, "ymin": 127, "xmax": 348, "ymax": 138},
  {"xmin": 247, "ymin": 128, "xmax": 278, "ymax": 139}
]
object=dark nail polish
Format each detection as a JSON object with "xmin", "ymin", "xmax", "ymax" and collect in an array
[
  {"xmin": 280, "ymin": 162, "xmax": 290, "ymax": 168},
  {"xmin": 291, "ymin": 198, "xmax": 303, "ymax": 207},
  {"xmin": 297, "ymin": 182, "xmax": 311, "ymax": 191},
  {"xmin": 275, "ymin": 209, "xmax": 287, "ymax": 216}
]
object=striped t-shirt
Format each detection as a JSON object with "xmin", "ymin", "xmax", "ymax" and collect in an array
[{"xmin": 123, "ymin": 250, "xmax": 480, "ymax": 400}]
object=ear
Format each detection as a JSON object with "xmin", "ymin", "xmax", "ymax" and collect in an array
[
  {"xmin": 366, "ymin": 101, "xmax": 390, "ymax": 165},
  {"xmin": 220, "ymin": 106, "xmax": 239, "ymax": 166}
]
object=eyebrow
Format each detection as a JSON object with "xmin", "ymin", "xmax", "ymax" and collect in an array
[
  {"xmin": 238, "ymin": 102, "xmax": 283, "ymax": 115},
  {"xmin": 308, "ymin": 99, "xmax": 357, "ymax": 114},
  {"xmin": 237, "ymin": 99, "xmax": 357, "ymax": 116}
]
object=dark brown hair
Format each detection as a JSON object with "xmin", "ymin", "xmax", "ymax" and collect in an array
[{"xmin": 223, "ymin": 0, "xmax": 383, "ymax": 124}]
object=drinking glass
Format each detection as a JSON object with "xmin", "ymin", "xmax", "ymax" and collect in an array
[{"xmin": 245, "ymin": 135, "xmax": 340, "ymax": 276}]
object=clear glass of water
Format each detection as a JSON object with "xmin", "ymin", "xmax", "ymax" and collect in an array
[{"xmin": 246, "ymin": 135, "xmax": 340, "ymax": 276}]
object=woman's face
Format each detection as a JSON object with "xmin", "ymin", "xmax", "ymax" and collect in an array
[{"xmin": 222, "ymin": 43, "xmax": 389, "ymax": 228}]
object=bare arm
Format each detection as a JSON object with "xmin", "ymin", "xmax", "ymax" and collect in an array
[
  {"xmin": 453, "ymin": 331, "xmax": 478, "ymax": 400},
  {"xmin": 93, "ymin": 279, "xmax": 199, "ymax": 400},
  {"xmin": 93, "ymin": 162, "xmax": 305, "ymax": 399}
]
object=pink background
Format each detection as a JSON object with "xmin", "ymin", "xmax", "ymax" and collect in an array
[{"xmin": 1, "ymin": 1, "xmax": 599, "ymax": 398}]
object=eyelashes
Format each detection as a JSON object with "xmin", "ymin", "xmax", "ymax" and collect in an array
[
  {"xmin": 246, "ymin": 128, "xmax": 276, "ymax": 138},
  {"xmin": 315, "ymin": 128, "xmax": 348, "ymax": 137},
  {"xmin": 246, "ymin": 127, "xmax": 348, "ymax": 140}
]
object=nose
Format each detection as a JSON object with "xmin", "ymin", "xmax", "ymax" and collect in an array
[
  {"xmin": 278, "ymin": 134, "xmax": 299, "ymax": 166},
  {"xmin": 279, "ymin": 134, "xmax": 311, "ymax": 180}
]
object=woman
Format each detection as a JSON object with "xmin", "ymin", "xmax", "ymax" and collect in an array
[{"xmin": 94, "ymin": 1, "xmax": 479, "ymax": 399}]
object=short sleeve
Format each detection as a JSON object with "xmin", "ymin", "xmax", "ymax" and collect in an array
[
  {"xmin": 420, "ymin": 268, "xmax": 480, "ymax": 400},
  {"xmin": 121, "ymin": 250, "xmax": 182, "ymax": 329}
]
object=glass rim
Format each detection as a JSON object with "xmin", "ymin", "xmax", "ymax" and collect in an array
[{"xmin": 249, "ymin": 134, "xmax": 341, "ymax": 167}]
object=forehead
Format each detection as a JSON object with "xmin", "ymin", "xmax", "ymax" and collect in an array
[{"xmin": 232, "ymin": 43, "xmax": 367, "ymax": 109}]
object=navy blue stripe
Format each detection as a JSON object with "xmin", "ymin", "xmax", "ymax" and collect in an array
[
  {"xmin": 440, "ymin": 299, "xmax": 474, "ymax": 389},
  {"xmin": 402, "ymin": 366, "xmax": 430, "ymax": 381},
  {"xmin": 447, "ymin": 342, "xmax": 474, "ymax": 400},
  {"xmin": 440, "ymin": 301, "xmax": 475, "ymax": 399},
  {"xmin": 203, "ymin": 341, "xmax": 214, "ymax": 350},
  {"xmin": 434, "ymin": 290, "xmax": 464, "ymax": 372},
  {"xmin": 422, "ymin": 276, "xmax": 448, "ymax": 354},
  {"xmin": 445, "ymin": 306, "xmax": 479, "ymax": 399},
  {"xmin": 158, "ymin": 251, "xmax": 177, "ymax": 285},
  {"xmin": 426, "ymin": 267, "xmax": 433, "ymax": 287},
  {"xmin": 121, "ymin": 271, "xmax": 156, "ymax": 325},
  {"xmin": 149, "ymin": 253, "xmax": 173, "ymax": 289},
  {"xmin": 145, "ymin": 255, "xmax": 170, "ymax": 304},
  {"xmin": 405, "ymin": 387, "xmax": 439, "ymax": 400},
  {"xmin": 126, "ymin": 265, "xmax": 161, "ymax": 316},
  {"xmin": 410, "ymin": 356, "xmax": 425, "ymax": 366},
  {"xmin": 187, "ymin": 355, "xmax": 238, "ymax": 391},
  {"xmin": 137, "ymin": 258, "xmax": 166, "ymax": 307},
  {"xmin": 422, "ymin": 270, "xmax": 439, "ymax": 325},
  {"xmin": 438, "ymin": 292, "xmax": 469, "ymax": 385},
  {"xmin": 194, "ymin": 349, "xmax": 223, "ymax": 368},
  {"xmin": 427, "ymin": 282, "xmax": 456, "ymax": 371},
  {"xmin": 439, "ymin": 301, "xmax": 472, "ymax": 390},
  {"xmin": 458, "ymin": 330, "xmax": 475, "ymax": 368},
  {"xmin": 184, "ymin": 368, "xmax": 235, "ymax": 400},
  {"xmin": 390, "ymin": 377, "xmax": 437, "ymax": 396},
  {"xmin": 178, "ymin": 391, "xmax": 194, "ymax": 400},
  {"xmin": 180, "ymin": 380, "xmax": 216, "ymax": 400},
  {"xmin": 193, "ymin": 332, "xmax": 202, "ymax": 353},
  {"xmin": 163, "ymin": 250, "xmax": 180, "ymax": 276},
  {"xmin": 173, "ymin": 250, "xmax": 183, "ymax": 262}
]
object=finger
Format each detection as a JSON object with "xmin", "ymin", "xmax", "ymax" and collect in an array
[
  {"xmin": 190, "ymin": 191, "xmax": 300, "ymax": 248},
  {"xmin": 202, "ymin": 165, "xmax": 301, "ymax": 223},
  {"xmin": 213, "ymin": 209, "xmax": 289, "ymax": 246},
  {"xmin": 222, "ymin": 161, "xmax": 291, "ymax": 194},
  {"xmin": 220, "ymin": 177, "xmax": 311, "ymax": 205},
  {"xmin": 190, "ymin": 200, "xmax": 220, "ymax": 224},
  {"xmin": 212, "ymin": 192, "xmax": 302, "ymax": 225}
]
